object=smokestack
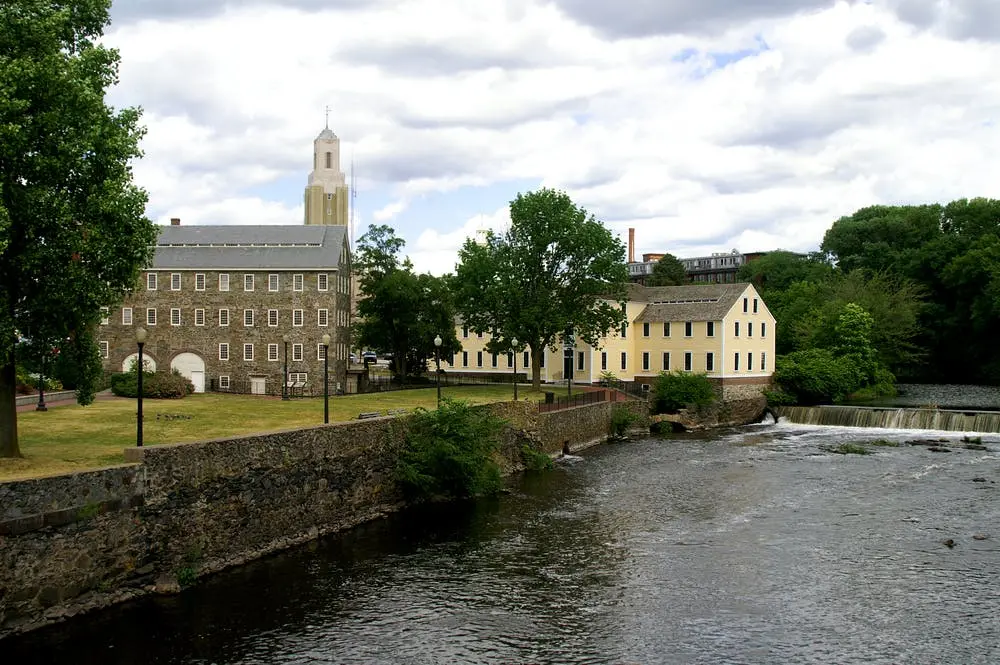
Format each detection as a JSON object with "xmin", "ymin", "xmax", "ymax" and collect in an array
[
  {"xmin": 170, "ymin": 217, "xmax": 180, "ymax": 226},
  {"xmin": 628, "ymin": 228, "xmax": 635, "ymax": 263}
]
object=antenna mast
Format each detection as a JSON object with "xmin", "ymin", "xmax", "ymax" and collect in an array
[{"xmin": 350, "ymin": 155, "xmax": 356, "ymax": 251}]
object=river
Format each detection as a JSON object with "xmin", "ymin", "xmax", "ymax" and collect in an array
[{"xmin": 6, "ymin": 421, "xmax": 1000, "ymax": 664}]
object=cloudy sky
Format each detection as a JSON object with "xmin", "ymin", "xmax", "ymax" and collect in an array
[{"xmin": 104, "ymin": 0, "xmax": 999, "ymax": 274}]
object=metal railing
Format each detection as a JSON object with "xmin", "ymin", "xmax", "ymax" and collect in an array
[{"xmin": 537, "ymin": 389, "xmax": 610, "ymax": 413}]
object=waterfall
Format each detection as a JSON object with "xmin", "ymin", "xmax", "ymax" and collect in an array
[{"xmin": 774, "ymin": 405, "xmax": 1000, "ymax": 433}]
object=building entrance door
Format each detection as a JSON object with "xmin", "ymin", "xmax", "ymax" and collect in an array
[{"xmin": 250, "ymin": 377, "xmax": 266, "ymax": 395}]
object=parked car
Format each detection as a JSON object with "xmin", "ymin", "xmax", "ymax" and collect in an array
[
  {"xmin": 362, "ymin": 351, "xmax": 377, "ymax": 363},
  {"xmin": 349, "ymin": 352, "xmax": 359, "ymax": 364}
]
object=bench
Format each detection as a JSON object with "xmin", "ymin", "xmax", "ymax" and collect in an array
[{"xmin": 357, "ymin": 411, "xmax": 382, "ymax": 420}]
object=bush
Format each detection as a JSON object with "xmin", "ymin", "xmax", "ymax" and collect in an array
[
  {"xmin": 652, "ymin": 371, "xmax": 716, "ymax": 414},
  {"xmin": 520, "ymin": 444, "xmax": 554, "ymax": 471},
  {"xmin": 396, "ymin": 398, "xmax": 507, "ymax": 500},
  {"xmin": 110, "ymin": 369, "xmax": 193, "ymax": 399},
  {"xmin": 609, "ymin": 405, "xmax": 640, "ymax": 438},
  {"xmin": 763, "ymin": 388, "xmax": 797, "ymax": 407},
  {"xmin": 773, "ymin": 348, "xmax": 865, "ymax": 405}
]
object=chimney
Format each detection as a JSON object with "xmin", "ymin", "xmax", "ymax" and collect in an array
[
  {"xmin": 170, "ymin": 217, "xmax": 180, "ymax": 226},
  {"xmin": 628, "ymin": 228, "xmax": 635, "ymax": 263}
]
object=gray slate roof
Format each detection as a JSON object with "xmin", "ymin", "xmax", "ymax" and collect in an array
[
  {"xmin": 152, "ymin": 225, "xmax": 348, "ymax": 271},
  {"xmin": 632, "ymin": 283, "xmax": 749, "ymax": 322}
]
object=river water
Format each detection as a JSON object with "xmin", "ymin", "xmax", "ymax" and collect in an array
[{"xmin": 7, "ymin": 422, "xmax": 1000, "ymax": 664}]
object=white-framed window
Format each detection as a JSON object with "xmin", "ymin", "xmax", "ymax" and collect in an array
[
  {"xmin": 268, "ymin": 344, "xmax": 279, "ymax": 361},
  {"xmin": 99, "ymin": 341, "xmax": 109, "ymax": 359},
  {"xmin": 268, "ymin": 309, "xmax": 278, "ymax": 327},
  {"xmin": 170, "ymin": 273, "xmax": 181, "ymax": 291},
  {"xmin": 462, "ymin": 326, "xmax": 469, "ymax": 338},
  {"xmin": 219, "ymin": 375, "xmax": 231, "ymax": 389},
  {"xmin": 170, "ymin": 308, "xmax": 181, "ymax": 326},
  {"xmin": 122, "ymin": 308, "xmax": 133, "ymax": 326},
  {"xmin": 146, "ymin": 308, "xmax": 156, "ymax": 326},
  {"xmin": 317, "ymin": 274, "xmax": 328, "ymax": 291},
  {"xmin": 146, "ymin": 273, "xmax": 157, "ymax": 290},
  {"xmin": 707, "ymin": 321, "xmax": 715, "ymax": 337},
  {"xmin": 734, "ymin": 321, "xmax": 740, "ymax": 337},
  {"xmin": 743, "ymin": 297, "xmax": 748, "ymax": 313},
  {"xmin": 462, "ymin": 351, "xmax": 468, "ymax": 367},
  {"xmin": 293, "ymin": 274, "xmax": 304, "ymax": 291},
  {"xmin": 706, "ymin": 352, "xmax": 714, "ymax": 372},
  {"xmin": 684, "ymin": 352, "xmax": 693, "ymax": 372},
  {"xmin": 601, "ymin": 352, "xmax": 607, "ymax": 370},
  {"xmin": 734, "ymin": 352, "xmax": 740, "ymax": 371},
  {"xmin": 219, "ymin": 308, "xmax": 230, "ymax": 327},
  {"xmin": 748, "ymin": 322, "xmax": 753, "ymax": 337},
  {"xmin": 642, "ymin": 322, "xmax": 650, "ymax": 337},
  {"xmin": 761, "ymin": 322, "xmax": 767, "ymax": 338},
  {"xmin": 578, "ymin": 351, "xmax": 584, "ymax": 371},
  {"xmin": 753, "ymin": 298, "xmax": 759, "ymax": 314},
  {"xmin": 268, "ymin": 274, "xmax": 279, "ymax": 291},
  {"xmin": 244, "ymin": 343, "xmax": 254, "ymax": 361},
  {"xmin": 317, "ymin": 344, "xmax": 327, "ymax": 360},
  {"xmin": 195, "ymin": 273, "xmax": 205, "ymax": 291},
  {"xmin": 663, "ymin": 322, "xmax": 670, "ymax": 337},
  {"xmin": 662, "ymin": 352, "xmax": 670, "ymax": 371},
  {"xmin": 219, "ymin": 273, "xmax": 230, "ymax": 291},
  {"xmin": 621, "ymin": 322, "xmax": 627, "ymax": 338},
  {"xmin": 318, "ymin": 309, "xmax": 328, "ymax": 327},
  {"xmin": 523, "ymin": 351, "xmax": 529, "ymax": 368},
  {"xmin": 293, "ymin": 309, "xmax": 303, "ymax": 326},
  {"xmin": 748, "ymin": 352, "xmax": 753, "ymax": 372},
  {"xmin": 100, "ymin": 307, "xmax": 109, "ymax": 325},
  {"xmin": 292, "ymin": 343, "xmax": 303, "ymax": 361},
  {"xmin": 244, "ymin": 274, "xmax": 254, "ymax": 291},
  {"xmin": 195, "ymin": 309, "xmax": 205, "ymax": 326},
  {"xmin": 219, "ymin": 343, "xmax": 229, "ymax": 361},
  {"xmin": 761, "ymin": 352, "xmax": 767, "ymax": 371},
  {"xmin": 477, "ymin": 351, "xmax": 483, "ymax": 367},
  {"xmin": 289, "ymin": 372, "xmax": 308, "ymax": 384},
  {"xmin": 642, "ymin": 351, "xmax": 650, "ymax": 371},
  {"xmin": 685, "ymin": 321, "xmax": 693, "ymax": 337},
  {"xmin": 620, "ymin": 351, "xmax": 627, "ymax": 370},
  {"xmin": 243, "ymin": 309, "xmax": 254, "ymax": 327},
  {"xmin": 492, "ymin": 353, "xmax": 498, "ymax": 368}
]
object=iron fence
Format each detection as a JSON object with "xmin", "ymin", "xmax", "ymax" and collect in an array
[{"xmin": 537, "ymin": 389, "xmax": 610, "ymax": 413}]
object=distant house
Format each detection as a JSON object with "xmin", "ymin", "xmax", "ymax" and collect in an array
[{"xmin": 446, "ymin": 282, "xmax": 776, "ymax": 398}]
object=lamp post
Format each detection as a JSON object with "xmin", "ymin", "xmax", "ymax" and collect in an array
[
  {"xmin": 511, "ymin": 337, "xmax": 519, "ymax": 401},
  {"xmin": 433, "ymin": 334, "xmax": 442, "ymax": 408},
  {"xmin": 282, "ymin": 334, "xmax": 290, "ymax": 401},
  {"xmin": 135, "ymin": 327, "xmax": 147, "ymax": 447},
  {"xmin": 322, "ymin": 333, "xmax": 330, "ymax": 424},
  {"xmin": 35, "ymin": 344, "xmax": 48, "ymax": 411}
]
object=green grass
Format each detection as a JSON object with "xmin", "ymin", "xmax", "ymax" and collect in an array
[{"xmin": 2, "ymin": 386, "xmax": 541, "ymax": 482}]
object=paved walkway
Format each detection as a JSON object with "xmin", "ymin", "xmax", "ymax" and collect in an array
[{"xmin": 15, "ymin": 390, "xmax": 121, "ymax": 413}]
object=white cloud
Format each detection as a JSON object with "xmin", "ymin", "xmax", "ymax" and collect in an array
[
  {"xmin": 408, "ymin": 207, "xmax": 511, "ymax": 275},
  {"xmin": 102, "ymin": 0, "xmax": 1000, "ymax": 266}
]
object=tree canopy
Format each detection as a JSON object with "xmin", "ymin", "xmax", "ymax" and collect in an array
[
  {"xmin": 354, "ymin": 224, "xmax": 460, "ymax": 380},
  {"xmin": 645, "ymin": 253, "xmax": 687, "ymax": 286},
  {"xmin": 453, "ymin": 188, "xmax": 629, "ymax": 390},
  {"xmin": 0, "ymin": 0, "xmax": 158, "ymax": 457}
]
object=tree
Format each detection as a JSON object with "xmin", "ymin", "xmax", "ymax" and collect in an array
[
  {"xmin": 736, "ymin": 250, "xmax": 833, "ymax": 294},
  {"xmin": 354, "ymin": 225, "xmax": 460, "ymax": 379},
  {"xmin": 0, "ymin": 0, "xmax": 157, "ymax": 457},
  {"xmin": 454, "ymin": 188, "xmax": 629, "ymax": 390},
  {"xmin": 645, "ymin": 253, "xmax": 687, "ymax": 286}
]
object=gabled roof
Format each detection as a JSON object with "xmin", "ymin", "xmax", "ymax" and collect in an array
[
  {"xmin": 151, "ymin": 225, "xmax": 349, "ymax": 271},
  {"xmin": 632, "ymin": 283, "xmax": 749, "ymax": 322}
]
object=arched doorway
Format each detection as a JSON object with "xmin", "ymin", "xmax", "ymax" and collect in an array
[
  {"xmin": 170, "ymin": 352, "xmax": 206, "ymax": 393},
  {"xmin": 122, "ymin": 353, "xmax": 157, "ymax": 373}
]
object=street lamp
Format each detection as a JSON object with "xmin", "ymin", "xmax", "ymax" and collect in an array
[
  {"xmin": 322, "ymin": 333, "xmax": 331, "ymax": 424},
  {"xmin": 433, "ymin": 334, "xmax": 442, "ymax": 408},
  {"xmin": 36, "ymin": 343, "xmax": 48, "ymax": 412},
  {"xmin": 282, "ymin": 334, "xmax": 290, "ymax": 400},
  {"xmin": 511, "ymin": 337, "xmax": 519, "ymax": 401},
  {"xmin": 135, "ymin": 327, "xmax": 147, "ymax": 447}
]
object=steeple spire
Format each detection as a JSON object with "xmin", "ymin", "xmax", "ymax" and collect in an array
[{"xmin": 324, "ymin": 104, "xmax": 330, "ymax": 130}]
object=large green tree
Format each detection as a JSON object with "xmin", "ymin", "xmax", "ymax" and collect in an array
[
  {"xmin": 354, "ymin": 225, "xmax": 460, "ymax": 380},
  {"xmin": 0, "ymin": 0, "xmax": 157, "ymax": 457},
  {"xmin": 453, "ymin": 188, "xmax": 629, "ymax": 390},
  {"xmin": 645, "ymin": 253, "xmax": 687, "ymax": 286}
]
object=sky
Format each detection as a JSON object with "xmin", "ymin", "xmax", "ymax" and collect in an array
[{"xmin": 104, "ymin": 0, "xmax": 1000, "ymax": 275}]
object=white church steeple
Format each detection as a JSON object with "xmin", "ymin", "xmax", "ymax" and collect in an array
[{"xmin": 304, "ymin": 108, "xmax": 349, "ymax": 226}]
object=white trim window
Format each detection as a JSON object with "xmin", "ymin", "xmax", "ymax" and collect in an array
[
  {"xmin": 170, "ymin": 308, "xmax": 181, "ymax": 326},
  {"xmin": 317, "ymin": 344, "xmax": 327, "ymax": 360},
  {"xmin": 761, "ymin": 352, "xmax": 767, "ymax": 371},
  {"xmin": 268, "ymin": 309, "xmax": 279, "ymax": 327},
  {"xmin": 268, "ymin": 344, "xmax": 279, "ymax": 361},
  {"xmin": 293, "ymin": 309, "xmax": 304, "ymax": 327},
  {"xmin": 289, "ymin": 372, "xmax": 308, "ymax": 384},
  {"xmin": 219, "ymin": 375, "xmax": 231, "ymax": 389},
  {"xmin": 195, "ymin": 273, "xmax": 206, "ymax": 291},
  {"xmin": 219, "ymin": 343, "xmax": 229, "ymax": 361},
  {"xmin": 244, "ymin": 274, "xmax": 254, "ymax": 291},
  {"xmin": 685, "ymin": 321, "xmax": 693, "ymax": 337},
  {"xmin": 170, "ymin": 273, "xmax": 181, "ymax": 291},
  {"xmin": 684, "ymin": 352, "xmax": 693, "ymax": 372},
  {"xmin": 219, "ymin": 308, "xmax": 230, "ymax": 327},
  {"xmin": 706, "ymin": 352, "xmax": 714, "ymax": 372},
  {"xmin": 219, "ymin": 274, "xmax": 230, "ymax": 291},
  {"xmin": 244, "ymin": 343, "xmax": 254, "ymax": 361},
  {"xmin": 122, "ymin": 307, "xmax": 133, "ymax": 326},
  {"xmin": 293, "ymin": 274, "xmax": 304, "ymax": 291},
  {"xmin": 707, "ymin": 321, "xmax": 715, "ymax": 337},
  {"xmin": 146, "ymin": 273, "xmax": 157, "ymax": 290},
  {"xmin": 620, "ymin": 351, "xmax": 627, "ymax": 370},
  {"xmin": 642, "ymin": 351, "xmax": 650, "ymax": 371},
  {"xmin": 662, "ymin": 352, "xmax": 670, "ymax": 371},
  {"xmin": 317, "ymin": 309, "xmax": 328, "ymax": 327},
  {"xmin": 268, "ymin": 274, "xmax": 279, "ymax": 292},
  {"xmin": 292, "ymin": 343, "xmax": 303, "ymax": 361},
  {"xmin": 99, "ymin": 341, "xmax": 109, "ymax": 359},
  {"xmin": 244, "ymin": 309, "xmax": 254, "ymax": 327},
  {"xmin": 100, "ymin": 307, "xmax": 109, "ymax": 325},
  {"xmin": 146, "ymin": 308, "xmax": 156, "ymax": 325},
  {"xmin": 195, "ymin": 309, "xmax": 205, "ymax": 326},
  {"xmin": 317, "ymin": 273, "xmax": 328, "ymax": 291}
]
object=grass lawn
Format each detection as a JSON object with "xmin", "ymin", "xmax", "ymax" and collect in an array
[{"xmin": 1, "ymin": 385, "xmax": 542, "ymax": 482}]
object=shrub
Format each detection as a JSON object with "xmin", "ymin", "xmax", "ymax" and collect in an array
[
  {"xmin": 763, "ymin": 388, "xmax": 797, "ymax": 406},
  {"xmin": 110, "ymin": 369, "xmax": 193, "ymax": 399},
  {"xmin": 520, "ymin": 444, "xmax": 554, "ymax": 471},
  {"xmin": 609, "ymin": 405, "xmax": 640, "ymax": 438},
  {"xmin": 773, "ymin": 348, "xmax": 865, "ymax": 405},
  {"xmin": 396, "ymin": 398, "xmax": 506, "ymax": 500},
  {"xmin": 652, "ymin": 371, "xmax": 716, "ymax": 414}
]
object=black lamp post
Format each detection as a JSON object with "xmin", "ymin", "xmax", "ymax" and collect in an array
[
  {"xmin": 135, "ymin": 327, "xmax": 146, "ymax": 447},
  {"xmin": 511, "ymin": 337, "xmax": 519, "ymax": 401},
  {"xmin": 322, "ymin": 333, "xmax": 330, "ymax": 423},
  {"xmin": 282, "ymin": 334, "xmax": 290, "ymax": 400},
  {"xmin": 433, "ymin": 334, "xmax": 442, "ymax": 408},
  {"xmin": 36, "ymin": 344, "xmax": 48, "ymax": 411}
]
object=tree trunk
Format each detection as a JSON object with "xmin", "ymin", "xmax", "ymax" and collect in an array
[
  {"xmin": 0, "ymin": 351, "xmax": 22, "ymax": 458},
  {"xmin": 531, "ymin": 344, "xmax": 542, "ymax": 391}
]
